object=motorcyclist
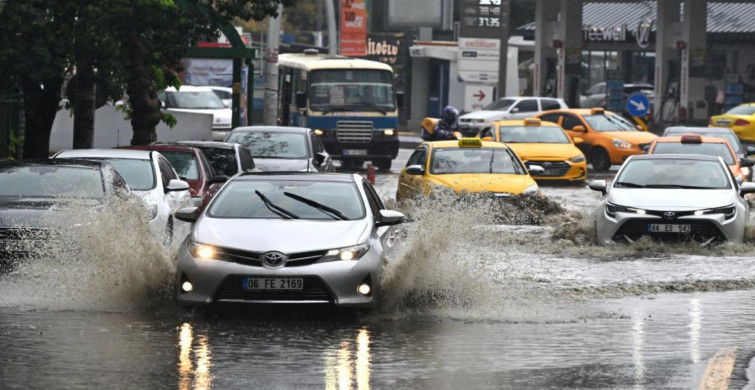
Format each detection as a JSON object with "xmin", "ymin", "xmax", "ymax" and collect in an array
[{"xmin": 427, "ymin": 106, "xmax": 460, "ymax": 141}]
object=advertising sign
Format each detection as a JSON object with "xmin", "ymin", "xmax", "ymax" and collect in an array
[{"xmin": 341, "ymin": 0, "xmax": 367, "ymax": 56}]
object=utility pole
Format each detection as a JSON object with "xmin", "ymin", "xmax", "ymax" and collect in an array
[
  {"xmin": 324, "ymin": 0, "xmax": 337, "ymax": 55},
  {"xmin": 497, "ymin": 0, "xmax": 512, "ymax": 99},
  {"xmin": 263, "ymin": 5, "xmax": 283, "ymax": 125}
]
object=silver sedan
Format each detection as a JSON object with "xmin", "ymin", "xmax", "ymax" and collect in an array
[
  {"xmin": 589, "ymin": 154, "xmax": 755, "ymax": 244},
  {"xmin": 173, "ymin": 172, "xmax": 404, "ymax": 309}
]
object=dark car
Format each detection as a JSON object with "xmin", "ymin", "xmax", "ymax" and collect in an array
[
  {"xmin": 121, "ymin": 144, "xmax": 226, "ymax": 210},
  {"xmin": 224, "ymin": 126, "xmax": 335, "ymax": 172},
  {"xmin": 151, "ymin": 140, "xmax": 257, "ymax": 177},
  {"xmin": 0, "ymin": 159, "xmax": 132, "ymax": 271},
  {"xmin": 662, "ymin": 126, "xmax": 755, "ymax": 181}
]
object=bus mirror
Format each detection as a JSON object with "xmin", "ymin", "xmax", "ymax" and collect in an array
[
  {"xmin": 396, "ymin": 91, "xmax": 404, "ymax": 108},
  {"xmin": 296, "ymin": 92, "xmax": 307, "ymax": 109}
]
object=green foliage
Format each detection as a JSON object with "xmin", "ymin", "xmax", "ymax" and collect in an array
[
  {"xmin": 6, "ymin": 129, "xmax": 20, "ymax": 160},
  {"xmin": 161, "ymin": 112, "xmax": 177, "ymax": 128}
]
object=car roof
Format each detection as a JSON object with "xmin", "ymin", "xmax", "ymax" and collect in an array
[
  {"xmin": 424, "ymin": 140, "xmax": 509, "ymax": 149},
  {"xmin": 235, "ymin": 172, "xmax": 355, "ymax": 182},
  {"xmin": 547, "ymin": 108, "xmax": 618, "ymax": 115},
  {"xmin": 229, "ymin": 126, "xmax": 310, "ymax": 134},
  {"xmin": 153, "ymin": 140, "xmax": 238, "ymax": 150},
  {"xmin": 664, "ymin": 126, "xmax": 733, "ymax": 134},
  {"xmin": 654, "ymin": 135, "xmax": 731, "ymax": 144},
  {"xmin": 630, "ymin": 154, "xmax": 722, "ymax": 162},
  {"xmin": 122, "ymin": 144, "xmax": 199, "ymax": 153},
  {"xmin": 492, "ymin": 119, "xmax": 561, "ymax": 127},
  {"xmin": 55, "ymin": 148, "xmax": 153, "ymax": 160}
]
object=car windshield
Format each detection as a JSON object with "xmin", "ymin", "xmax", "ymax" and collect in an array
[
  {"xmin": 0, "ymin": 165, "xmax": 104, "ymax": 198},
  {"xmin": 665, "ymin": 130, "xmax": 742, "ymax": 154},
  {"xmin": 651, "ymin": 142, "xmax": 736, "ymax": 165},
  {"xmin": 482, "ymin": 99, "xmax": 516, "ymax": 111},
  {"xmin": 725, "ymin": 105, "xmax": 755, "ymax": 116},
  {"xmin": 226, "ymin": 132, "xmax": 308, "ymax": 159},
  {"xmin": 309, "ymin": 69, "xmax": 396, "ymax": 112},
  {"xmin": 615, "ymin": 159, "xmax": 731, "ymax": 189},
  {"xmin": 159, "ymin": 151, "xmax": 199, "ymax": 180},
  {"xmin": 430, "ymin": 147, "xmax": 524, "ymax": 175},
  {"xmin": 82, "ymin": 158, "xmax": 155, "ymax": 191},
  {"xmin": 498, "ymin": 125, "xmax": 570, "ymax": 143},
  {"xmin": 197, "ymin": 147, "xmax": 237, "ymax": 176},
  {"xmin": 208, "ymin": 180, "xmax": 365, "ymax": 220},
  {"xmin": 583, "ymin": 114, "xmax": 637, "ymax": 131},
  {"xmin": 166, "ymin": 90, "xmax": 225, "ymax": 109}
]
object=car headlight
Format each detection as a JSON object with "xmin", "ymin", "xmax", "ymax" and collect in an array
[
  {"xmin": 522, "ymin": 184, "xmax": 539, "ymax": 195},
  {"xmin": 383, "ymin": 129, "xmax": 395, "ymax": 136},
  {"xmin": 187, "ymin": 241, "xmax": 228, "ymax": 261},
  {"xmin": 605, "ymin": 203, "xmax": 646, "ymax": 218},
  {"xmin": 694, "ymin": 204, "xmax": 736, "ymax": 219},
  {"xmin": 320, "ymin": 244, "xmax": 370, "ymax": 262},
  {"xmin": 570, "ymin": 154, "xmax": 586, "ymax": 163},
  {"xmin": 612, "ymin": 139, "xmax": 633, "ymax": 149}
]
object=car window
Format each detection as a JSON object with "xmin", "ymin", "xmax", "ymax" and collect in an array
[
  {"xmin": 479, "ymin": 126, "xmax": 494, "ymax": 140},
  {"xmin": 166, "ymin": 90, "xmax": 225, "ymax": 109},
  {"xmin": 362, "ymin": 180, "xmax": 384, "ymax": 222},
  {"xmin": 539, "ymin": 113, "xmax": 561, "ymax": 125},
  {"xmin": 0, "ymin": 165, "xmax": 105, "ymax": 198},
  {"xmin": 81, "ymin": 158, "xmax": 156, "ymax": 191},
  {"xmin": 430, "ymin": 148, "xmax": 523, "ymax": 175},
  {"xmin": 583, "ymin": 114, "xmax": 636, "ymax": 131},
  {"xmin": 499, "ymin": 126, "xmax": 570, "ymax": 144},
  {"xmin": 482, "ymin": 98, "xmax": 516, "ymax": 111},
  {"xmin": 561, "ymin": 115, "xmax": 584, "ymax": 130},
  {"xmin": 406, "ymin": 148, "xmax": 426, "ymax": 167},
  {"xmin": 238, "ymin": 147, "xmax": 256, "ymax": 171},
  {"xmin": 514, "ymin": 99, "xmax": 538, "ymax": 112},
  {"xmin": 199, "ymin": 147, "xmax": 238, "ymax": 176},
  {"xmin": 158, "ymin": 157, "xmax": 177, "ymax": 187},
  {"xmin": 227, "ymin": 131, "xmax": 309, "ymax": 159},
  {"xmin": 310, "ymin": 132, "xmax": 324, "ymax": 154},
  {"xmin": 725, "ymin": 105, "xmax": 755, "ymax": 116},
  {"xmin": 159, "ymin": 151, "xmax": 200, "ymax": 180},
  {"xmin": 651, "ymin": 142, "xmax": 736, "ymax": 165},
  {"xmin": 540, "ymin": 99, "xmax": 561, "ymax": 111}
]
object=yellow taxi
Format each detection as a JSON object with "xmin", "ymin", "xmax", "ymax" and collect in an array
[
  {"xmin": 535, "ymin": 108, "xmax": 658, "ymax": 172},
  {"xmin": 709, "ymin": 103, "xmax": 755, "ymax": 142},
  {"xmin": 648, "ymin": 134, "xmax": 755, "ymax": 183},
  {"xmin": 478, "ymin": 118, "xmax": 587, "ymax": 182},
  {"xmin": 396, "ymin": 138, "xmax": 540, "ymax": 200}
]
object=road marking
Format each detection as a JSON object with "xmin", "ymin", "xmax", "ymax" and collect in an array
[{"xmin": 698, "ymin": 348, "xmax": 736, "ymax": 390}]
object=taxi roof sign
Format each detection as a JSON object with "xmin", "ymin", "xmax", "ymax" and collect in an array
[
  {"xmin": 591, "ymin": 107, "xmax": 605, "ymax": 115},
  {"xmin": 458, "ymin": 138, "xmax": 483, "ymax": 147},
  {"xmin": 524, "ymin": 118, "xmax": 541, "ymax": 126},
  {"xmin": 681, "ymin": 134, "xmax": 703, "ymax": 144}
]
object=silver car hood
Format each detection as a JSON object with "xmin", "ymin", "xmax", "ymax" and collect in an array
[
  {"xmin": 253, "ymin": 158, "xmax": 311, "ymax": 172},
  {"xmin": 193, "ymin": 218, "xmax": 369, "ymax": 252},
  {"xmin": 608, "ymin": 188, "xmax": 736, "ymax": 210}
]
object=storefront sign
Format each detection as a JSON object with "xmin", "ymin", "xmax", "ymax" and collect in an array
[
  {"xmin": 458, "ymin": 38, "xmax": 500, "ymax": 82},
  {"xmin": 583, "ymin": 18, "xmax": 655, "ymax": 48},
  {"xmin": 340, "ymin": 0, "xmax": 367, "ymax": 56}
]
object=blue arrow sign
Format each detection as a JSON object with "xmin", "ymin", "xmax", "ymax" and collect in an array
[{"xmin": 626, "ymin": 93, "xmax": 650, "ymax": 117}]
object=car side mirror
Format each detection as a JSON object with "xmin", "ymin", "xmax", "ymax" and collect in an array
[
  {"xmin": 511, "ymin": 107, "xmax": 520, "ymax": 113},
  {"xmin": 572, "ymin": 125, "xmax": 586, "ymax": 132},
  {"xmin": 404, "ymin": 164, "xmax": 425, "ymax": 175},
  {"xmin": 740, "ymin": 182, "xmax": 755, "ymax": 194},
  {"xmin": 746, "ymin": 146, "xmax": 755, "ymax": 156},
  {"xmin": 740, "ymin": 158, "xmax": 755, "ymax": 168},
  {"xmin": 210, "ymin": 175, "xmax": 228, "ymax": 184},
  {"xmin": 174, "ymin": 206, "xmax": 199, "ymax": 223},
  {"xmin": 295, "ymin": 92, "xmax": 307, "ymax": 109},
  {"xmin": 573, "ymin": 137, "xmax": 584, "ymax": 144},
  {"xmin": 166, "ymin": 179, "xmax": 190, "ymax": 192},
  {"xmin": 589, "ymin": 179, "xmax": 607, "ymax": 195},
  {"xmin": 527, "ymin": 165, "xmax": 545, "ymax": 176},
  {"xmin": 376, "ymin": 209, "xmax": 405, "ymax": 227}
]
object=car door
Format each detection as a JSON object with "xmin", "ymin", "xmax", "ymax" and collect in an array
[
  {"xmin": 508, "ymin": 99, "xmax": 539, "ymax": 119},
  {"xmin": 398, "ymin": 146, "xmax": 428, "ymax": 199},
  {"xmin": 559, "ymin": 114, "xmax": 592, "ymax": 155}
]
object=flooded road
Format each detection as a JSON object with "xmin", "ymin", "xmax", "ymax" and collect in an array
[{"xmin": 2, "ymin": 150, "xmax": 755, "ymax": 389}]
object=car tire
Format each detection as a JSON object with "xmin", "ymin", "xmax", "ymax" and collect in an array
[
  {"xmin": 373, "ymin": 158, "xmax": 392, "ymax": 172},
  {"xmin": 589, "ymin": 148, "xmax": 611, "ymax": 172}
]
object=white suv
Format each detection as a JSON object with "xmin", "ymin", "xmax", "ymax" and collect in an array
[{"xmin": 458, "ymin": 97, "xmax": 568, "ymax": 135}]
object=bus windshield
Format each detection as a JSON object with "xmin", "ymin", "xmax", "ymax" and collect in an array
[{"xmin": 309, "ymin": 69, "xmax": 395, "ymax": 113}]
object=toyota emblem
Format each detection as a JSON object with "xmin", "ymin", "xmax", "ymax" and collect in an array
[
  {"xmin": 662, "ymin": 211, "xmax": 677, "ymax": 220},
  {"xmin": 262, "ymin": 251, "xmax": 287, "ymax": 268}
]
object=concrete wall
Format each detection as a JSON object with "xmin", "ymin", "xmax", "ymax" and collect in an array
[{"xmin": 50, "ymin": 105, "xmax": 213, "ymax": 153}]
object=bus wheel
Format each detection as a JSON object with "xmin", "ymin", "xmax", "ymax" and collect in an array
[{"xmin": 373, "ymin": 158, "xmax": 392, "ymax": 172}]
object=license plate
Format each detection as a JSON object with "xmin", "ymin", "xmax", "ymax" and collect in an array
[
  {"xmin": 647, "ymin": 224, "xmax": 691, "ymax": 233},
  {"xmin": 242, "ymin": 277, "xmax": 303, "ymax": 290},
  {"xmin": 343, "ymin": 149, "xmax": 367, "ymax": 156}
]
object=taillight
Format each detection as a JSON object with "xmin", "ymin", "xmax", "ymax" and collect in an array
[{"xmin": 734, "ymin": 119, "xmax": 750, "ymax": 126}]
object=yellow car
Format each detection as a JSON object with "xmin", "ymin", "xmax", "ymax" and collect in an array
[
  {"xmin": 396, "ymin": 138, "xmax": 541, "ymax": 200},
  {"xmin": 710, "ymin": 103, "xmax": 755, "ymax": 142},
  {"xmin": 478, "ymin": 118, "xmax": 587, "ymax": 182}
]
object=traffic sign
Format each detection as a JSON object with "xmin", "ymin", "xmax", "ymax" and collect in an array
[{"xmin": 626, "ymin": 93, "xmax": 650, "ymax": 117}]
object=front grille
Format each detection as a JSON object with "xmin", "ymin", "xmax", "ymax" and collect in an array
[
  {"xmin": 613, "ymin": 219, "xmax": 725, "ymax": 243},
  {"xmin": 223, "ymin": 248, "xmax": 328, "ymax": 267},
  {"xmin": 526, "ymin": 160, "xmax": 570, "ymax": 177},
  {"xmin": 215, "ymin": 275, "xmax": 334, "ymax": 302},
  {"xmin": 337, "ymin": 121, "xmax": 373, "ymax": 143}
]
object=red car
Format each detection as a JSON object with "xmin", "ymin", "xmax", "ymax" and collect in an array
[{"xmin": 120, "ymin": 144, "xmax": 225, "ymax": 211}]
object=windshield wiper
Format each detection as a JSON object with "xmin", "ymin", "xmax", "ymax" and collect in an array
[
  {"xmin": 615, "ymin": 181, "xmax": 645, "ymax": 188},
  {"xmin": 354, "ymin": 101, "xmax": 387, "ymax": 115},
  {"xmin": 255, "ymin": 190, "xmax": 299, "ymax": 219},
  {"xmin": 283, "ymin": 192, "xmax": 348, "ymax": 220}
]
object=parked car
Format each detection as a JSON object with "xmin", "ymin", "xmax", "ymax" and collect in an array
[
  {"xmin": 224, "ymin": 126, "xmax": 335, "ymax": 172},
  {"xmin": 458, "ymin": 97, "xmax": 568, "ymax": 136},
  {"xmin": 536, "ymin": 108, "xmax": 658, "ymax": 172},
  {"xmin": 589, "ymin": 154, "xmax": 755, "ymax": 244},
  {"xmin": 173, "ymin": 172, "xmax": 405, "ymax": 309},
  {"xmin": 662, "ymin": 126, "xmax": 755, "ymax": 180},
  {"xmin": 580, "ymin": 82, "xmax": 654, "ymax": 109},
  {"xmin": 121, "ymin": 144, "xmax": 227, "ymax": 211},
  {"xmin": 709, "ymin": 103, "xmax": 755, "ymax": 142},
  {"xmin": 158, "ymin": 85, "xmax": 232, "ymax": 141},
  {"xmin": 0, "ymin": 159, "xmax": 133, "ymax": 270},
  {"xmin": 53, "ymin": 149, "xmax": 191, "ymax": 245},
  {"xmin": 152, "ymin": 140, "xmax": 257, "ymax": 177},
  {"xmin": 206, "ymin": 86, "xmax": 232, "ymax": 107}
]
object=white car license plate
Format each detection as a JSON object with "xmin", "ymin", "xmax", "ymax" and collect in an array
[
  {"xmin": 243, "ymin": 278, "xmax": 303, "ymax": 290},
  {"xmin": 647, "ymin": 224, "xmax": 691, "ymax": 233},
  {"xmin": 343, "ymin": 149, "xmax": 367, "ymax": 156}
]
